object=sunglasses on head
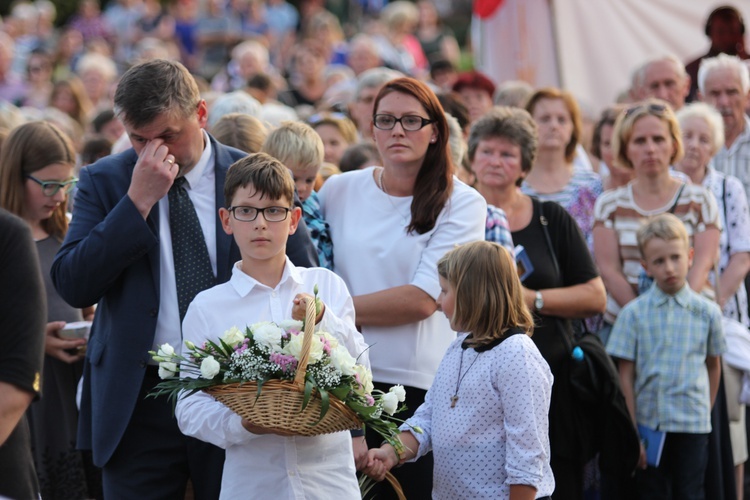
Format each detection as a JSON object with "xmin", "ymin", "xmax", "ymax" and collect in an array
[
  {"xmin": 307, "ymin": 112, "xmax": 348, "ymax": 125},
  {"xmin": 624, "ymin": 102, "xmax": 668, "ymax": 118}
]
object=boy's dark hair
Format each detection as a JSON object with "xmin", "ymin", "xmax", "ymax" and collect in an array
[
  {"xmin": 247, "ymin": 73, "xmax": 274, "ymax": 92},
  {"xmin": 81, "ymin": 135, "xmax": 113, "ymax": 165},
  {"xmin": 114, "ymin": 59, "xmax": 200, "ymax": 128},
  {"xmin": 339, "ymin": 142, "xmax": 381, "ymax": 172},
  {"xmin": 224, "ymin": 152, "xmax": 295, "ymax": 207},
  {"xmin": 429, "ymin": 59, "xmax": 455, "ymax": 80},
  {"xmin": 91, "ymin": 109, "xmax": 117, "ymax": 133}
]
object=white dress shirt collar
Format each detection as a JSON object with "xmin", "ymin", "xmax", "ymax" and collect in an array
[
  {"xmin": 182, "ymin": 130, "xmax": 212, "ymax": 189},
  {"xmin": 229, "ymin": 257, "xmax": 305, "ymax": 297}
]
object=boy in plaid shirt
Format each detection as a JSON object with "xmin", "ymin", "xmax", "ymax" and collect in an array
[{"xmin": 607, "ymin": 213, "xmax": 725, "ymax": 500}]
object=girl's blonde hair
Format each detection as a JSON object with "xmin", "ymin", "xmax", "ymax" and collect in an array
[
  {"xmin": 438, "ymin": 241, "xmax": 534, "ymax": 348},
  {"xmin": 0, "ymin": 121, "xmax": 76, "ymax": 241}
]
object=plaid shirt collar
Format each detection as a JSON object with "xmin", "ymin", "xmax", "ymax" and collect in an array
[{"xmin": 650, "ymin": 283, "xmax": 691, "ymax": 308}]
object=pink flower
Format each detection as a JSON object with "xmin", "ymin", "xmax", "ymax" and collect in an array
[
  {"xmin": 365, "ymin": 394, "xmax": 375, "ymax": 406},
  {"xmin": 270, "ymin": 352, "xmax": 298, "ymax": 373}
]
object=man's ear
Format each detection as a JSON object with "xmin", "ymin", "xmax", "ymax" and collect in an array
[
  {"xmin": 687, "ymin": 246, "xmax": 695, "ymax": 268},
  {"xmin": 641, "ymin": 259, "xmax": 651, "ymax": 276},
  {"xmin": 197, "ymin": 99, "xmax": 208, "ymax": 128}
]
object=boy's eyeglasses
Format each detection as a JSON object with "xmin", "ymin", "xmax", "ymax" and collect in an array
[
  {"xmin": 373, "ymin": 114, "xmax": 434, "ymax": 131},
  {"xmin": 25, "ymin": 175, "xmax": 78, "ymax": 196},
  {"xmin": 624, "ymin": 103, "xmax": 667, "ymax": 118},
  {"xmin": 227, "ymin": 206, "xmax": 292, "ymax": 222}
]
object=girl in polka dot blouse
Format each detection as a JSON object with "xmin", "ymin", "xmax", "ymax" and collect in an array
[{"xmin": 365, "ymin": 241, "xmax": 555, "ymax": 499}]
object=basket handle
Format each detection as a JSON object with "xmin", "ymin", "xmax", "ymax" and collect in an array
[{"xmin": 293, "ymin": 296, "xmax": 318, "ymax": 387}]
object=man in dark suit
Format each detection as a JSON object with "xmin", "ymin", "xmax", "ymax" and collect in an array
[{"xmin": 51, "ymin": 59, "xmax": 317, "ymax": 499}]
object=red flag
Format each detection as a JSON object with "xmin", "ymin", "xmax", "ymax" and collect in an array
[{"xmin": 473, "ymin": 0, "xmax": 505, "ymax": 19}]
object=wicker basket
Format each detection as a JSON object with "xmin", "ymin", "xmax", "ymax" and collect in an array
[{"xmin": 204, "ymin": 298, "xmax": 362, "ymax": 436}]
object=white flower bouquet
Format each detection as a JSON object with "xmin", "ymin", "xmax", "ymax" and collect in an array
[{"xmin": 149, "ymin": 296, "xmax": 414, "ymax": 451}]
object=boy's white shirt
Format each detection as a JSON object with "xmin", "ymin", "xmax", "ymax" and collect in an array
[{"xmin": 175, "ymin": 258, "xmax": 365, "ymax": 499}]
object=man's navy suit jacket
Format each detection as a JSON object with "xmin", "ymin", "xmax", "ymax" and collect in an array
[{"xmin": 51, "ymin": 135, "xmax": 317, "ymax": 466}]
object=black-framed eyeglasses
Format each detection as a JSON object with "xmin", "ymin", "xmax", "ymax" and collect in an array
[
  {"xmin": 624, "ymin": 103, "xmax": 668, "ymax": 118},
  {"xmin": 25, "ymin": 175, "xmax": 78, "ymax": 196},
  {"xmin": 227, "ymin": 206, "xmax": 292, "ymax": 222},
  {"xmin": 373, "ymin": 114, "xmax": 434, "ymax": 131}
]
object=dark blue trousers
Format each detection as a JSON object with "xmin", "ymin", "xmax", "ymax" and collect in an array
[
  {"xmin": 636, "ymin": 432, "xmax": 709, "ymax": 500},
  {"xmin": 102, "ymin": 367, "xmax": 225, "ymax": 500}
]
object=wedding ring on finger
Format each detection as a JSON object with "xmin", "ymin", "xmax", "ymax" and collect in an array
[{"xmin": 166, "ymin": 158, "xmax": 175, "ymax": 165}]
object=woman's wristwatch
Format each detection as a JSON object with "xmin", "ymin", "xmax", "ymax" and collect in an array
[{"xmin": 534, "ymin": 291, "xmax": 544, "ymax": 312}]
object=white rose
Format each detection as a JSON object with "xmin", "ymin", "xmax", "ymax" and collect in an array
[
  {"xmin": 278, "ymin": 319, "xmax": 304, "ymax": 332},
  {"xmin": 158, "ymin": 361, "xmax": 178, "ymax": 379},
  {"xmin": 389, "ymin": 385, "xmax": 406, "ymax": 403},
  {"xmin": 157, "ymin": 343, "xmax": 175, "ymax": 358},
  {"xmin": 329, "ymin": 346, "xmax": 357, "ymax": 376},
  {"xmin": 283, "ymin": 332, "xmax": 324, "ymax": 363},
  {"xmin": 221, "ymin": 326, "xmax": 245, "ymax": 348},
  {"xmin": 252, "ymin": 322, "xmax": 284, "ymax": 352},
  {"xmin": 200, "ymin": 356, "xmax": 221, "ymax": 379},
  {"xmin": 381, "ymin": 392, "xmax": 399, "ymax": 416},
  {"xmin": 354, "ymin": 364, "xmax": 374, "ymax": 394}
]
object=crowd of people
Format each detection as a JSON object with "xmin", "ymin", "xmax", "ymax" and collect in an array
[{"xmin": 2, "ymin": 1, "xmax": 750, "ymax": 499}]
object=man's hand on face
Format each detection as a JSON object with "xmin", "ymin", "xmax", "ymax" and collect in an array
[{"xmin": 127, "ymin": 139, "xmax": 179, "ymax": 218}]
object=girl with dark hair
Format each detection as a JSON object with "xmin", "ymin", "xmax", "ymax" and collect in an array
[{"xmin": 319, "ymin": 77, "xmax": 486, "ymax": 498}]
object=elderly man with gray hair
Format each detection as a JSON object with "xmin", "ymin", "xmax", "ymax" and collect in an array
[
  {"xmin": 634, "ymin": 55, "xmax": 691, "ymax": 111},
  {"xmin": 699, "ymin": 53, "xmax": 750, "ymax": 201}
]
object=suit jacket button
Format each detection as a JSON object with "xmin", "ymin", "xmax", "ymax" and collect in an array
[
  {"xmin": 149, "ymin": 308, "xmax": 157, "ymax": 317},
  {"xmin": 139, "ymin": 360, "xmax": 147, "ymax": 368}
]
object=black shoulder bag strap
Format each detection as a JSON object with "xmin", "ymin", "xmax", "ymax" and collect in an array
[
  {"xmin": 668, "ymin": 183, "xmax": 686, "ymax": 214},
  {"xmin": 538, "ymin": 200, "xmax": 561, "ymax": 283},
  {"xmin": 537, "ymin": 200, "xmax": 585, "ymax": 346}
]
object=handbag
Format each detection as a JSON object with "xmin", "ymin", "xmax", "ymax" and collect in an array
[{"xmin": 536, "ymin": 199, "xmax": 640, "ymax": 472}]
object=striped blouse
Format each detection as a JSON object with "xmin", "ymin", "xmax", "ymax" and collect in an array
[{"xmin": 594, "ymin": 182, "xmax": 720, "ymax": 323}]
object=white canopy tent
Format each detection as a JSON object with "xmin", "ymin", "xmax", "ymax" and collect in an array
[{"xmin": 472, "ymin": 0, "xmax": 750, "ymax": 114}]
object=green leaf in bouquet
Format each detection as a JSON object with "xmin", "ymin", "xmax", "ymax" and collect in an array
[
  {"xmin": 302, "ymin": 379, "xmax": 314, "ymax": 411},
  {"xmin": 254, "ymin": 375, "xmax": 270, "ymax": 406},
  {"xmin": 328, "ymin": 385, "xmax": 350, "ymax": 400},
  {"xmin": 346, "ymin": 400, "xmax": 382, "ymax": 419},
  {"xmin": 315, "ymin": 387, "xmax": 330, "ymax": 424}
]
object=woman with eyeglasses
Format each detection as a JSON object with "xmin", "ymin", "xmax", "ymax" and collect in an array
[
  {"xmin": 593, "ymin": 99, "xmax": 721, "ymax": 344},
  {"xmin": 0, "ymin": 121, "xmax": 100, "ymax": 499},
  {"xmin": 318, "ymin": 77, "xmax": 486, "ymax": 498}
]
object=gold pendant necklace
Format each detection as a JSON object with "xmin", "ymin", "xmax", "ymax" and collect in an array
[
  {"xmin": 377, "ymin": 167, "xmax": 410, "ymax": 226},
  {"xmin": 451, "ymin": 347, "xmax": 481, "ymax": 408}
]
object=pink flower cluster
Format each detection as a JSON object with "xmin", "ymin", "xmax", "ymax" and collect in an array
[
  {"xmin": 320, "ymin": 336, "xmax": 333, "ymax": 355},
  {"xmin": 234, "ymin": 338, "xmax": 250, "ymax": 354},
  {"xmin": 269, "ymin": 352, "xmax": 298, "ymax": 373}
]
